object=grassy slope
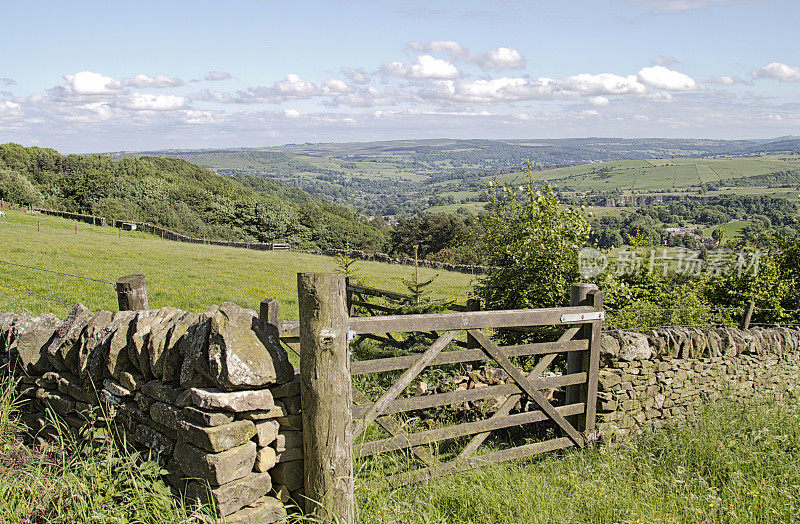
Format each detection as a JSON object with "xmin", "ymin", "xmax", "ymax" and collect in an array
[{"xmin": 0, "ymin": 208, "xmax": 473, "ymax": 319}]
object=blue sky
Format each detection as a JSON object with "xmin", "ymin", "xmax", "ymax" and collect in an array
[{"xmin": 1, "ymin": 0, "xmax": 799, "ymax": 152}]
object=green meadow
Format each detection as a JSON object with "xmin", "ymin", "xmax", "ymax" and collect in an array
[{"xmin": 0, "ymin": 208, "xmax": 473, "ymax": 319}]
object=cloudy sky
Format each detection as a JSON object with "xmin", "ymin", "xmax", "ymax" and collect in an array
[{"xmin": 1, "ymin": 0, "xmax": 799, "ymax": 152}]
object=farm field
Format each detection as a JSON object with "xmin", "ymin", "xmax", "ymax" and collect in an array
[{"xmin": 0, "ymin": 209, "xmax": 474, "ymax": 319}]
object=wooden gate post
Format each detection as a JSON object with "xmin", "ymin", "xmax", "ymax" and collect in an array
[
  {"xmin": 297, "ymin": 273, "xmax": 355, "ymax": 523},
  {"xmin": 565, "ymin": 283, "xmax": 603, "ymax": 437},
  {"xmin": 741, "ymin": 299, "xmax": 755, "ymax": 330},
  {"xmin": 116, "ymin": 274, "xmax": 149, "ymax": 311}
]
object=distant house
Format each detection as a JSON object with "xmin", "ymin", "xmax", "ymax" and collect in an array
[{"xmin": 121, "ymin": 222, "xmax": 137, "ymax": 231}]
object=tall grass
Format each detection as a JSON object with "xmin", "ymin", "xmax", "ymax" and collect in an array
[
  {"xmin": 0, "ymin": 371, "xmax": 209, "ymax": 523},
  {"xmin": 355, "ymin": 397, "xmax": 800, "ymax": 523}
]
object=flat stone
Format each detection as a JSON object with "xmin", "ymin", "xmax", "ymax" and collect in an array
[
  {"xmin": 174, "ymin": 440, "xmax": 256, "ymax": 486},
  {"xmin": 106, "ymin": 311, "xmax": 137, "ymax": 379},
  {"xmin": 275, "ymin": 447, "xmax": 303, "ymax": 463},
  {"xmin": 281, "ymin": 395, "xmax": 301, "ymax": 415},
  {"xmin": 270, "ymin": 378, "xmax": 300, "ymax": 399},
  {"xmin": 275, "ymin": 415, "xmax": 302, "ymax": 431},
  {"xmin": 188, "ymin": 388, "xmax": 274, "ymax": 413},
  {"xmin": 274, "ymin": 431, "xmax": 302, "ymax": 452},
  {"xmin": 47, "ymin": 304, "xmax": 94, "ymax": 375},
  {"xmin": 77, "ymin": 310, "xmax": 113, "ymax": 380},
  {"xmin": 103, "ymin": 378, "xmax": 132, "ymax": 398},
  {"xmin": 254, "ymin": 420, "xmax": 279, "ymax": 447},
  {"xmin": 187, "ymin": 472, "xmax": 272, "ymax": 517},
  {"xmin": 177, "ymin": 418, "xmax": 257, "ymax": 453},
  {"xmin": 223, "ymin": 496, "xmax": 286, "ymax": 524},
  {"xmin": 206, "ymin": 303, "xmax": 294, "ymax": 391},
  {"xmin": 180, "ymin": 309, "xmax": 216, "ymax": 389},
  {"xmin": 133, "ymin": 422, "xmax": 175, "ymax": 457},
  {"xmin": 145, "ymin": 307, "xmax": 183, "ymax": 379},
  {"xmin": 141, "ymin": 380, "xmax": 184, "ymax": 404},
  {"xmin": 13, "ymin": 314, "xmax": 60, "ymax": 374},
  {"xmin": 182, "ymin": 406, "xmax": 235, "ymax": 427},
  {"xmin": 270, "ymin": 460, "xmax": 303, "ymax": 491},
  {"xmin": 254, "ymin": 446, "xmax": 277, "ymax": 473},
  {"xmin": 36, "ymin": 388, "xmax": 75, "ymax": 414},
  {"xmin": 150, "ymin": 401, "xmax": 182, "ymax": 432},
  {"xmin": 120, "ymin": 372, "xmax": 143, "ymax": 392},
  {"xmin": 162, "ymin": 312, "xmax": 200, "ymax": 384}
]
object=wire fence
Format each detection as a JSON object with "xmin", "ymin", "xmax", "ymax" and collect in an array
[
  {"xmin": 0, "ymin": 258, "xmax": 117, "ymax": 312},
  {"xmin": 604, "ymin": 305, "xmax": 800, "ymax": 332}
]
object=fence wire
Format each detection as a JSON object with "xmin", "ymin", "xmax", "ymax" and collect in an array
[
  {"xmin": 0, "ymin": 282, "xmax": 75, "ymax": 307},
  {"xmin": 0, "ymin": 259, "xmax": 115, "ymax": 287}
]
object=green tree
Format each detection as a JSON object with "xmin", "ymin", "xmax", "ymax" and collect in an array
[{"xmin": 475, "ymin": 163, "xmax": 591, "ymax": 313}]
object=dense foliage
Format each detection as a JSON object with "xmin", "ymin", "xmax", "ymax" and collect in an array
[
  {"xmin": 475, "ymin": 167, "xmax": 591, "ymax": 314},
  {"xmin": 0, "ymin": 143, "xmax": 388, "ymax": 251}
]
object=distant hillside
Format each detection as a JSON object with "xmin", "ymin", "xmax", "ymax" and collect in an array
[
  {"xmin": 0, "ymin": 143, "xmax": 387, "ymax": 251},
  {"xmin": 119, "ymin": 137, "xmax": 800, "ymax": 217}
]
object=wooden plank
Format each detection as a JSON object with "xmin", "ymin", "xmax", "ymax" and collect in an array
[
  {"xmin": 349, "ymin": 306, "xmax": 597, "ymax": 335},
  {"xmin": 469, "ymin": 330, "xmax": 585, "ymax": 448},
  {"xmin": 456, "ymin": 327, "xmax": 579, "ymax": 460},
  {"xmin": 351, "ymin": 301, "xmax": 397, "ymax": 313},
  {"xmin": 380, "ymin": 437, "xmax": 574, "ymax": 488},
  {"xmin": 347, "ymin": 284, "xmax": 409, "ymax": 301},
  {"xmin": 352, "ymin": 389, "xmax": 439, "ymax": 467},
  {"xmin": 355, "ymin": 402, "xmax": 585, "ymax": 458},
  {"xmin": 353, "ymin": 331, "xmax": 456, "ymax": 438},
  {"xmin": 279, "ymin": 320, "xmax": 299, "ymax": 338},
  {"xmin": 278, "ymin": 306, "xmax": 596, "ymax": 338},
  {"xmin": 351, "ymin": 338, "xmax": 588, "ymax": 375},
  {"xmin": 352, "ymin": 372, "xmax": 586, "ymax": 418}
]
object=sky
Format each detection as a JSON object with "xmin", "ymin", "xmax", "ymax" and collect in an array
[{"xmin": 1, "ymin": 0, "xmax": 799, "ymax": 153}]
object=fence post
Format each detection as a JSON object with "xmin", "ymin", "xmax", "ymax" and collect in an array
[
  {"xmin": 466, "ymin": 298, "xmax": 481, "ymax": 348},
  {"xmin": 259, "ymin": 298, "xmax": 280, "ymax": 329},
  {"xmin": 116, "ymin": 274, "xmax": 149, "ymax": 311},
  {"xmin": 565, "ymin": 283, "xmax": 602, "ymax": 438},
  {"xmin": 741, "ymin": 299, "xmax": 755, "ymax": 330},
  {"xmin": 297, "ymin": 273, "xmax": 354, "ymax": 523}
]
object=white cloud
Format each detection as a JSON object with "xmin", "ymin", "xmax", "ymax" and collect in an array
[
  {"xmin": 1, "ymin": 77, "xmax": 16, "ymax": 86},
  {"xmin": 341, "ymin": 67, "xmax": 369, "ymax": 84},
  {"xmin": 643, "ymin": 91, "xmax": 675, "ymax": 102},
  {"xmin": 0, "ymin": 100, "xmax": 23, "ymax": 117},
  {"xmin": 562, "ymin": 73, "xmax": 647, "ymax": 95},
  {"xmin": 652, "ymin": 55, "xmax": 679, "ymax": 66},
  {"xmin": 637, "ymin": 66, "xmax": 699, "ymax": 90},
  {"xmin": 283, "ymin": 109, "xmax": 301, "ymax": 118},
  {"xmin": 382, "ymin": 55, "xmax": 460, "ymax": 80},
  {"xmin": 205, "ymin": 71, "xmax": 233, "ymax": 81},
  {"xmin": 123, "ymin": 93, "xmax": 186, "ymax": 111},
  {"xmin": 63, "ymin": 71, "xmax": 121, "ymax": 95},
  {"xmin": 480, "ymin": 47, "xmax": 526, "ymax": 72},
  {"xmin": 753, "ymin": 62, "xmax": 800, "ymax": 82},
  {"xmin": 122, "ymin": 74, "xmax": 183, "ymax": 88},
  {"xmin": 589, "ymin": 96, "xmax": 610, "ymax": 106},
  {"xmin": 408, "ymin": 41, "xmax": 526, "ymax": 72},
  {"xmin": 627, "ymin": 0, "xmax": 747, "ymax": 13},
  {"xmin": 195, "ymin": 74, "xmax": 352, "ymax": 104}
]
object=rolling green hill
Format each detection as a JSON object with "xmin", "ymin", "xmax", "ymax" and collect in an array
[
  {"xmin": 122, "ymin": 138, "xmax": 800, "ymax": 217},
  {"xmin": 0, "ymin": 143, "xmax": 388, "ymax": 251}
]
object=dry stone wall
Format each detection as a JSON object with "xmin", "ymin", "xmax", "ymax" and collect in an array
[
  {"xmin": 0, "ymin": 303, "xmax": 303, "ymax": 524},
  {"xmin": 596, "ymin": 326, "xmax": 800, "ymax": 439}
]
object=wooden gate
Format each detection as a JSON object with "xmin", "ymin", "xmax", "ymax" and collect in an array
[{"xmin": 346, "ymin": 283, "xmax": 603, "ymax": 487}]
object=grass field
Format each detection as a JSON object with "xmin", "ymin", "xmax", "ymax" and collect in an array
[{"xmin": 0, "ymin": 209, "xmax": 474, "ymax": 319}]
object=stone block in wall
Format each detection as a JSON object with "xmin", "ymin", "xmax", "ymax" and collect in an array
[
  {"xmin": 36, "ymin": 388, "xmax": 75, "ymax": 415},
  {"xmin": 106, "ymin": 311, "xmax": 137, "ymax": 379},
  {"xmin": 186, "ymin": 472, "xmax": 272, "ymax": 517},
  {"xmin": 206, "ymin": 303, "xmax": 294, "ymax": 391},
  {"xmin": 133, "ymin": 422, "xmax": 175, "ymax": 457},
  {"xmin": 76, "ymin": 310, "xmax": 113, "ymax": 381},
  {"xmin": 223, "ymin": 495, "xmax": 286, "ymax": 524},
  {"xmin": 46, "ymin": 304, "xmax": 94, "ymax": 375},
  {"xmin": 270, "ymin": 460, "xmax": 303, "ymax": 491},
  {"xmin": 143, "ymin": 307, "xmax": 183, "ymax": 379},
  {"xmin": 274, "ymin": 447, "xmax": 303, "ymax": 464},
  {"xmin": 188, "ymin": 388, "xmax": 274, "ymax": 413},
  {"xmin": 103, "ymin": 379, "xmax": 133, "ymax": 398},
  {"xmin": 161, "ymin": 312, "xmax": 200, "ymax": 384},
  {"xmin": 13, "ymin": 314, "xmax": 60, "ymax": 374},
  {"xmin": 174, "ymin": 440, "xmax": 257, "ymax": 486},
  {"xmin": 254, "ymin": 445, "xmax": 277, "ymax": 473},
  {"xmin": 273, "ymin": 431, "xmax": 302, "ymax": 453},
  {"xmin": 270, "ymin": 377, "xmax": 300, "ymax": 399},
  {"xmin": 275, "ymin": 415, "xmax": 302, "ymax": 431},
  {"xmin": 141, "ymin": 380, "xmax": 184, "ymax": 405},
  {"xmin": 177, "ymin": 419, "xmax": 256, "ymax": 453},
  {"xmin": 254, "ymin": 420, "xmax": 279, "ymax": 447},
  {"xmin": 150, "ymin": 402, "xmax": 182, "ymax": 433},
  {"xmin": 183, "ymin": 406, "xmax": 235, "ymax": 427}
]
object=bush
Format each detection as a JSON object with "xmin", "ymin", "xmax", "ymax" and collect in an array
[{"xmin": 0, "ymin": 170, "xmax": 43, "ymax": 207}]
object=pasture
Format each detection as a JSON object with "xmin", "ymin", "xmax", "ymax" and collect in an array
[{"xmin": 0, "ymin": 208, "xmax": 473, "ymax": 318}]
